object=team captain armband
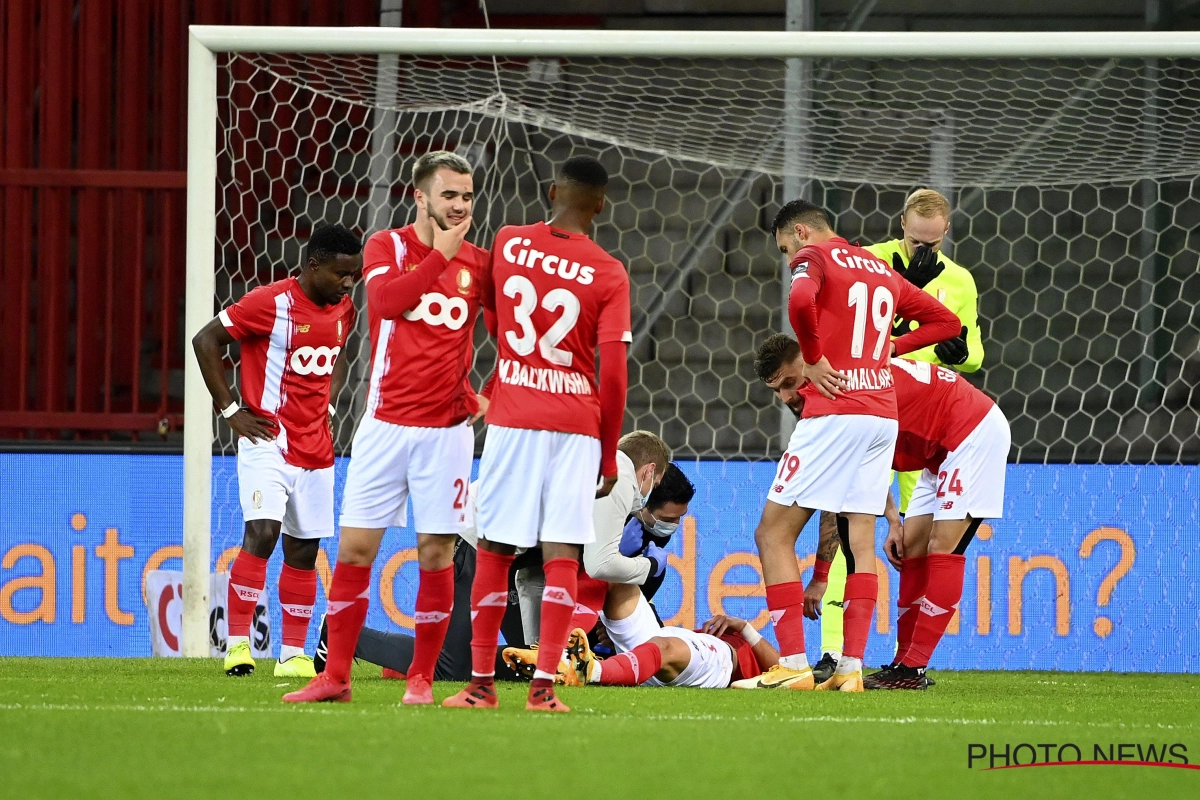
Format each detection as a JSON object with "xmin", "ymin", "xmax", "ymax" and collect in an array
[{"xmin": 812, "ymin": 558, "xmax": 832, "ymax": 583}]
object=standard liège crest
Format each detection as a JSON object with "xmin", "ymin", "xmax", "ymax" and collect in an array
[
  {"xmin": 252, "ymin": 490, "xmax": 262, "ymax": 510},
  {"xmin": 456, "ymin": 267, "xmax": 472, "ymax": 295},
  {"xmin": 336, "ymin": 319, "xmax": 343, "ymax": 343},
  {"xmin": 297, "ymin": 324, "xmax": 311, "ymax": 334}
]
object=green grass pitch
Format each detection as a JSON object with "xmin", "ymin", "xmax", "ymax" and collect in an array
[{"xmin": 2, "ymin": 659, "xmax": 1198, "ymax": 799}]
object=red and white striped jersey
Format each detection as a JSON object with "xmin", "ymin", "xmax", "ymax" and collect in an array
[
  {"xmin": 220, "ymin": 277, "xmax": 355, "ymax": 469},
  {"xmin": 360, "ymin": 225, "xmax": 490, "ymax": 428}
]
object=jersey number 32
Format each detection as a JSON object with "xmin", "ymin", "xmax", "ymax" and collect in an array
[{"xmin": 503, "ymin": 275, "xmax": 581, "ymax": 367}]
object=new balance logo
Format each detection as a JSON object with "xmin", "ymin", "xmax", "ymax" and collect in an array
[
  {"xmin": 477, "ymin": 591, "xmax": 509, "ymax": 608},
  {"xmin": 940, "ymin": 501, "xmax": 955, "ymax": 510},
  {"xmin": 542, "ymin": 587, "xmax": 575, "ymax": 607},
  {"xmin": 773, "ymin": 485, "xmax": 785, "ymax": 493},
  {"xmin": 415, "ymin": 611, "xmax": 450, "ymax": 625}
]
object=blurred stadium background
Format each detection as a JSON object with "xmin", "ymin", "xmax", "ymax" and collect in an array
[{"xmin": 1, "ymin": 2, "xmax": 1198, "ymax": 672}]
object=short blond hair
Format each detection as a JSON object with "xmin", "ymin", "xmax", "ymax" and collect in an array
[
  {"xmin": 902, "ymin": 188, "xmax": 951, "ymax": 221},
  {"xmin": 618, "ymin": 430, "xmax": 671, "ymax": 478}
]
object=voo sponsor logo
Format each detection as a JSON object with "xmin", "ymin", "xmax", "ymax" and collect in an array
[
  {"xmin": 290, "ymin": 345, "xmax": 341, "ymax": 375},
  {"xmin": 404, "ymin": 292, "xmax": 469, "ymax": 330}
]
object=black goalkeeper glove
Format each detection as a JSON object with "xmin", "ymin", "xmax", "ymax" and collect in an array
[
  {"xmin": 934, "ymin": 326, "xmax": 970, "ymax": 366},
  {"xmin": 891, "ymin": 245, "xmax": 945, "ymax": 289}
]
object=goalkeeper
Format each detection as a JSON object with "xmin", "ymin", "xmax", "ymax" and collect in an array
[{"xmin": 813, "ymin": 188, "xmax": 984, "ymax": 683}]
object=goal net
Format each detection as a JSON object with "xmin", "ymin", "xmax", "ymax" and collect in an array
[{"xmin": 184, "ymin": 29, "xmax": 1200, "ymax": 662}]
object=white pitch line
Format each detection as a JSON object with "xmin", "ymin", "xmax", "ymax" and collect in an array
[{"xmin": 0, "ymin": 702, "xmax": 1190, "ymax": 731}]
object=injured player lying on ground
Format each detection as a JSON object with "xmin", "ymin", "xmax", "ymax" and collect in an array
[{"xmin": 547, "ymin": 581, "xmax": 780, "ymax": 689}]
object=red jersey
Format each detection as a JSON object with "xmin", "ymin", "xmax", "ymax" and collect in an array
[
  {"xmin": 787, "ymin": 236, "xmax": 961, "ymax": 419},
  {"xmin": 360, "ymin": 225, "xmax": 490, "ymax": 428},
  {"xmin": 714, "ymin": 630, "xmax": 764, "ymax": 685},
  {"xmin": 891, "ymin": 357, "xmax": 997, "ymax": 473},
  {"xmin": 484, "ymin": 222, "xmax": 632, "ymax": 439},
  {"xmin": 220, "ymin": 277, "xmax": 355, "ymax": 470}
]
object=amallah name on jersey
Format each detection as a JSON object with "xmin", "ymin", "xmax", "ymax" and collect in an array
[
  {"xmin": 844, "ymin": 367, "xmax": 894, "ymax": 392},
  {"xmin": 501, "ymin": 236, "xmax": 596, "ymax": 286},
  {"xmin": 496, "ymin": 357, "xmax": 594, "ymax": 395}
]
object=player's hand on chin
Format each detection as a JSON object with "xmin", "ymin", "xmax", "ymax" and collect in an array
[
  {"xmin": 803, "ymin": 578, "xmax": 828, "ymax": 620},
  {"xmin": 468, "ymin": 393, "xmax": 489, "ymax": 425},
  {"xmin": 596, "ymin": 472, "xmax": 618, "ymax": 498},
  {"xmin": 229, "ymin": 410, "xmax": 275, "ymax": 444},
  {"xmin": 432, "ymin": 215, "xmax": 473, "ymax": 261},
  {"xmin": 803, "ymin": 356, "xmax": 849, "ymax": 400}
]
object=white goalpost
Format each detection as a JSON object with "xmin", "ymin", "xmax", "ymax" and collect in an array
[{"xmin": 182, "ymin": 26, "xmax": 1200, "ymax": 656}]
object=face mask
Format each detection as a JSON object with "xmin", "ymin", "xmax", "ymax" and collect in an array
[
  {"xmin": 650, "ymin": 518, "xmax": 679, "ymax": 537},
  {"xmin": 631, "ymin": 469, "xmax": 652, "ymax": 512}
]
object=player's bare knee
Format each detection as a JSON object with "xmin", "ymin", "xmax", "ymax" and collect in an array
[
  {"xmin": 416, "ymin": 533, "xmax": 456, "ymax": 570},
  {"xmin": 336, "ymin": 527, "xmax": 383, "ymax": 566},
  {"xmin": 649, "ymin": 636, "xmax": 689, "ymax": 682},
  {"xmin": 241, "ymin": 520, "xmax": 280, "ymax": 559},
  {"xmin": 542, "ymin": 542, "xmax": 581, "ymax": 563},
  {"xmin": 281, "ymin": 534, "xmax": 320, "ymax": 570}
]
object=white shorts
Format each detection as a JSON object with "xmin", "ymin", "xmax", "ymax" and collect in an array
[
  {"xmin": 475, "ymin": 425, "xmax": 599, "ymax": 549},
  {"xmin": 768, "ymin": 414, "xmax": 899, "ymax": 515},
  {"xmin": 907, "ymin": 405, "xmax": 1010, "ymax": 521},
  {"xmin": 339, "ymin": 414, "xmax": 473, "ymax": 533},
  {"xmin": 601, "ymin": 593, "xmax": 733, "ymax": 689},
  {"xmin": 237, "ymin": 438, "xmax": 333, "ymax": 539}
]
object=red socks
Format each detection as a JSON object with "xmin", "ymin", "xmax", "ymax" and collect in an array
[
  {"xmin": 902, "ymin": 553, "xmax": 966, "ymax": 668},
  {"xmin": 597, "ymin": 641, "xmax": 663, "ymax": 686},
  {"xmin": 469, "ymin": 548, "xmax": 516, "ymax": 680},
  {"xmin": 408, "ymin": 564, "xmax": 455, "ymax": 681},
  {"xmin": 842, "ymin": 572, "xmax": 879, "ymax": 660},
  {"xmin": 278, "ymin": 564, "xmax": 317, "ymax": 648},
  {"xmin": 895, "ymin": 556, "xmax": 929, "ymax": 664},
  {"xmin": 227, "ymin": 550, "xmax": 267, "ymax": 638},
  {"xmin": 534, "ymin": 558, "xmax": 579, "ymax": 681},
  {"xmin": 571, "ymin": 572, "xmax": 608, "ymax": 634},
  {"xmin": 323, "ymin": 561, "xmax": 372, "ymax": 683},
  {"xmin": 765, "ymin": 581, "xmax": 807, "ymax": 658}
]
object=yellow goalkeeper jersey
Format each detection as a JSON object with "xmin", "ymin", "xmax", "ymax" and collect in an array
[{"xmin": 865, "ymin": 238, "xmax": 984, "ymax": 373}]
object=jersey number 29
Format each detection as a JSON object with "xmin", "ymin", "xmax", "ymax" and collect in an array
[
  {"xmin": 847, "ymin": 282, "xmax": 895, "ymax": 360},
  {"xmin": 503, "ymin": 276, "xmax": 581, "ymax": 367}
]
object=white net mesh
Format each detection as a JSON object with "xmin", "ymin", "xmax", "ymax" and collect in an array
[{"xmin": 210, "ymin": 51, "xmax": 1200, "ymax": 516}]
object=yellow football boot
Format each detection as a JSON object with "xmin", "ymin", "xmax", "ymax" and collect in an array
[
  {"xmin": 561, "ymin": 628, "xmax": 597, "ymax": 687},
  {"xmin": 730, "ymin": 663, "xmax": 814, "ymax": 690},
  {"xmin": 224, "ymin": 640, "xmax": 255, "ymax": 677},
  {"xmin": 273, "ymin": 654, "xmax": 317, "ymax": 679},
  {"xmin": 815, "ymin": 669, "xmax": 864, "ymax": 692}
]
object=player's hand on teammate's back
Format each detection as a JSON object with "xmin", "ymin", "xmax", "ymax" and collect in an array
[
  {"xmin": 432, "ymin": 215, "xmax": 472, "ymax": 261},
  {"xmin": 468, "ymin": 393, "xmax": 489, "ymax": 425},
  {"xmin": 803, "ymin": 356, "xmax": 850, "ymax": 400},
  {"xmin": 228, "ymin": 409, "xmax": 276, "ymax": 443},
  {"xmin": 934, "ymin": 326, "xmax": 970, "ymax": 366},
  {"xmin": 883, "ymin": 522, "xmax": 905, "ymax": 570},
  {"xmin": 596, "ymin": 472, "xmax": 618, "ymax": 498},
  {"xmin": 891, "ymin": 245, "xmax": 945, "ymax": 289},
  {"xmin": 803, "ymin": 574, "xmax": 829, "ymax": 620}
]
